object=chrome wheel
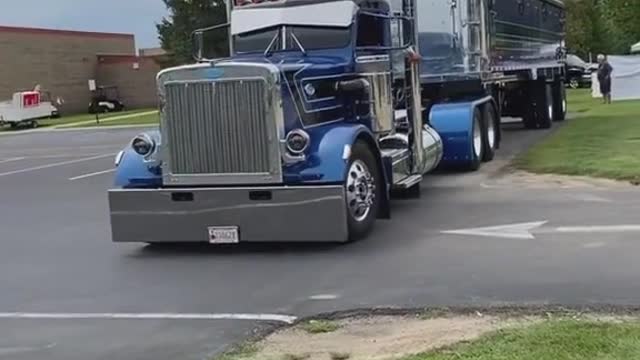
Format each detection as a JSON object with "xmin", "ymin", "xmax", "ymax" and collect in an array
[
  {"xmin": 473, "ymin": 116, "xmax": 482, "ymax": 157},
  {"xmin": 569, "ymin": 79, "xmax": 579, "ymax": 89},
  {"xmin": 562, "ymin": 98, "xmax": 567, "ymax": 114},
  {"xmin": 548, "ymin": 102, "xmax": 554, "ymax": 122},
  {"xmin": 346, "ymin": 160, "xmax": 376, "ymax": 222}
]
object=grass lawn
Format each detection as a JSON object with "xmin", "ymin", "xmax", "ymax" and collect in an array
[
  {"xmin": 405, "ymin": 319, "xmax": 640, "ymax": 360},
  {"xmin": 0, "ymin": 108, "xmax": 156, "ymax": 132},
  {"xmin": 515, "ymin": 89, "xmax": 640, "ymax": 182},
  {"xmin": 64, "ymin": 112, "xmax": 159, "ymax": 128}
]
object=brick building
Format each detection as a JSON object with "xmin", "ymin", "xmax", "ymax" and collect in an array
[{"xmin": 0, "ymin": 25, "xmax": 165, "ymax": 114}]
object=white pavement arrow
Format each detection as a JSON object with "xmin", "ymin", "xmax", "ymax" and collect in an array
[{"xmin": 442, "ymin": 221, "xmax": 640, "ymax": 240}]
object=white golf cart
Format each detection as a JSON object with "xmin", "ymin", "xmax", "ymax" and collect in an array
[{"xmin": 0, "ymin": 90, "xmax": 60, "ymax": 129}]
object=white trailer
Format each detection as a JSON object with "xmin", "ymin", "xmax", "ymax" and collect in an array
[{"xmin": 0, "ymin": 91, "xmax": 59, "ymax": 128}]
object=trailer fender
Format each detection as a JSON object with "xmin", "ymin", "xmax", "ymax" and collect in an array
[
  {"xmin": 429, "ymin": 97, "xmax": 493, "ymax": 167},
  {"xmin": 298, "ymin": 124, "xmax": 391, "ymax": 218}
]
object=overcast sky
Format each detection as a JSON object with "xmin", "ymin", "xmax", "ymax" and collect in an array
[{"xmin": 0, "ymin": 0, "xmax": 168, "ymax": 48}]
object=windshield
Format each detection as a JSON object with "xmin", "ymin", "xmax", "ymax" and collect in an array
[{"xmin": 234, "ymin": 25, "xmax": 352, "ymax": 53}]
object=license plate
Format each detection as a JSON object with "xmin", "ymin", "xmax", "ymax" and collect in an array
[{"xmin": 208, "ymin": 226, "xmax": 239, "ymax": 244}]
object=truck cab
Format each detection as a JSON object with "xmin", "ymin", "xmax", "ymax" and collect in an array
[{"xmin": 109, "ymin": 0, "xmax": 504, "ymax": 243}]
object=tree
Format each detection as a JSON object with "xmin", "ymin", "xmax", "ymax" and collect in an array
[
  {"xmin": 565, "ymin": 0, "xmax": 640, "ymax": 57},
  {"xmin": 157, "ymin": 0, "xmax": 228, "ymax": 66}
]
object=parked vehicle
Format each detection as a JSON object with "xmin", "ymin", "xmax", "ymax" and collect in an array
[
  {"xmin": 0, "ymin": 90, "xmax": 59, "ymax": 128},
  {"xmin": 108, "ymin": 0, "xmax": 566, "ymax": 243},
  {"xmin": 89, "ymin": 86, "xmax": 125, "ymax": 114},
  {"xmin": 565, "ymin": 54, "xmax": 596, "ymax": 89}
]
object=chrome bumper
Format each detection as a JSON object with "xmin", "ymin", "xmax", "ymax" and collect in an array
[{"xmin": 108, "ymin": 186, "xmax": 348, "ymax": 243}]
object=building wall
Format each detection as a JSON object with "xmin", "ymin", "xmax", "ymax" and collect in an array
[
  {"xmin": 0, "ymin": 26, "xmax": 135, "ymax": 113},
  {"xmin": 96, "ymin": 55, "xmax": 162, "ymax": 109}
]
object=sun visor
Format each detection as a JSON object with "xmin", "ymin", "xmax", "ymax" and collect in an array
[{"xmin": 231, "ymin": 1, "xmax": 357, "ymax": 35}]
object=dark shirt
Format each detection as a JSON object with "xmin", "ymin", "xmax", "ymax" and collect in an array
[{"xmin": 598, "ymin": 62, "xmax": 613, "ymax": 82}]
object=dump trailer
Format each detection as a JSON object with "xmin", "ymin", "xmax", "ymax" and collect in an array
[{"xmin": 108, "ymin": 0, "xmax": 565, "ymax": 244}]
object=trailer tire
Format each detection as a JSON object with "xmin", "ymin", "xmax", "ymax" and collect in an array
[
  {"xmin": 524, "ymin": 81, "xmax": 552, "ymax": 129},
  {"xmin": 539, "ymin": 83, "xmax": 553, "ymax": 129},
  {"xmin": 482, "ymin": 103, "xmax": 498, "ymax": 162},
  {"xmin": 552, "ymin": 80, "xmax": 567, "ymax": 121},
  {"xmin": 346, "ymin": 141, "xmax": 381, "ymax": 241},
  {"xmin": 467, "ymin": 108, "xmax": 484, "ymax": 171}
]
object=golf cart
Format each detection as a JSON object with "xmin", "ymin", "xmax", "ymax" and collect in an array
[
  {"xmin": 89, "ymin": 86, "xmax": 125, "ymax": 114},
  {"xmin": 0, "ymin": 89, "xmax": 60, "ymax": 129}
]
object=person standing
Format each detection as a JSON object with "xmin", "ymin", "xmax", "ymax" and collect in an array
[{"xmin": 597, "ymin": 54, "xmax": 613, "ymax": 104}]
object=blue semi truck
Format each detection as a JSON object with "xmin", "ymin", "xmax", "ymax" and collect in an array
[{"xmin": 109, "ymin": 0, "xmax": 566, "ymax": 243}]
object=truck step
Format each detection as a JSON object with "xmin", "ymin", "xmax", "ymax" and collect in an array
[{"xmin": 394, "ymin": 174, "xmax": 423, "ymax": 190}]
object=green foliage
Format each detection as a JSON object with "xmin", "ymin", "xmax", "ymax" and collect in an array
[
  {"xmin": 516, "ymin": 89, "xmax": 640, "ymax": 183},
  {"xmin": 157, "ymin": 0, "xmax": 229, "ymax": 66},
  {"xmin": 566, "ymin": 0, "xmax": 640, "ymax": 57},
  {"xmin": 300, "ymin": 320, "xmax": 341, "ymax": 334},
  {"xmin": 404, "ymin": 319, "xmax": 640, "ymax": 360}
]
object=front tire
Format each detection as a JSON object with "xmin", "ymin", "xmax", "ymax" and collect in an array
[{"xmin": 346, "ymin": 141, "xmax": 381, "ymax": 241}]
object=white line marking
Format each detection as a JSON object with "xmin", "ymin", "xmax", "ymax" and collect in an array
[
  {"xmin": 69, "ymin": 169, "xmax": 115, "ymax": 181},
  {"xmin": 556, "ymin": 225, "xmax": 640, "ymax": 233},
  {"xmin": 583, "ymin": 242, "xmax": 606, "ymax": 249},
  {"xmin": 309, "ymin": 294, "xmax": 340, "ymax": 301},
  {"xmin": 442, "ymin": 221, "xmax": 548, "ymax": 240},
  {"xmin": 0, "ymin": 312, "xmax": 297, "ymax": 324},
  {"xmin": 0, "ymin": 154, "xmax": 114, "ymax": 178},
  {"xmin": 0, "ymin": 157, "xmax": 25, "ymax": 164}
]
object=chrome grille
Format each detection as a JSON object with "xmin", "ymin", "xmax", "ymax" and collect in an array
[{"xmin": 164, "ymin": 79, "xmax": 273, "ymax": 175}]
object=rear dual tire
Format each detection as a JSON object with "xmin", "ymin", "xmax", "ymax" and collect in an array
[{"xmin": 552, "ymin": 80, "xmax": 567, "ymax": 122}]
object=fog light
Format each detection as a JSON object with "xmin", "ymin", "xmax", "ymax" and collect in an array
[
  {"xmin": 132, "ymin": 133, "xmax": 155, "ymax": 156},
  {"xmin": 285, "ymin": 129, "xmax": 310, "ymax": 154}
]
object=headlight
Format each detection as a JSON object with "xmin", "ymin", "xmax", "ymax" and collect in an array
[
  {"xmin": 131, "ymin": 133, "xmax": 156, "ymax": 156},
  {"xmin": 285, "ymin": 129, "xmax": 310, "ymax": 154}
]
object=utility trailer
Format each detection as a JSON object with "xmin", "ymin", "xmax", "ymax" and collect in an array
[
  {"xmin": 0, "ymin": 91, "xmax": 60, "ymax": 128},
  {"xmin": 108, "ymin": 0, "xmax": 565, "ymax": 244}
]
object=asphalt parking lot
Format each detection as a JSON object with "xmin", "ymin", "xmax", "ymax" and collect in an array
[{"xmin": 2, "ymin": 124, "xmax": 640, "ymax": 360}]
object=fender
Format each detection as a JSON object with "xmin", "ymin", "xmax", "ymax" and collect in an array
[
  {"xmin": 291, "ymin": 123, "xmax": 391, "ymax": 219},
  {"xmin": 114, "ymin": 148, "xmax": 162, "ymax": 188},
  {"xmin": 114, "ymin": 130, "xmax": 162, "ymax": 188},
  {"xmin": 429, "ymin": 97, "xmax": 493, "ymax": 167}
]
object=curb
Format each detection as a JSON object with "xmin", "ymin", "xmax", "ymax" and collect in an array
[
  {"xmin": 215, "ymin": 304, "xmax": 640, "ymax": 358},
  {"xmin": 53, "ymin": 110, "xmax": 158, "ymax": 129},
  {"xmin": 0, "ymin": 124, "xmax": 156, "ymax": 136}
]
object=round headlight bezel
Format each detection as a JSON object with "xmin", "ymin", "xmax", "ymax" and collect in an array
[
  {"xmin": 285, "ymin": 129, "xmax": 310, "ymax": 155},
  {"xmin": 131, "ymin": 133, "xmax": 156, "ymax": 157}
]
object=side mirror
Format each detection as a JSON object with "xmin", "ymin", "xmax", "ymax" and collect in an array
[{"xmin": 191, "ymin": 23, "xmax": 231, "ymax": 62}]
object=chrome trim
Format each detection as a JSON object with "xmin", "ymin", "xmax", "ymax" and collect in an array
[
  {"xmin": 285, "ymin": 129, "xmax": 310, "ymax": 155},
  {"xmin": 158, "ymin": 62, "xmax": 285, "ymax": 186}
]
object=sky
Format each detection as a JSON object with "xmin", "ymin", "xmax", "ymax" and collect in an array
[{"xmin": 0, "ymin": 0, "xmax": 168, "ymax": 48}]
